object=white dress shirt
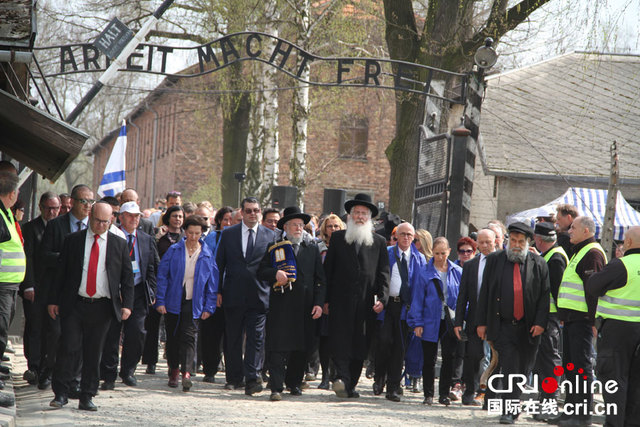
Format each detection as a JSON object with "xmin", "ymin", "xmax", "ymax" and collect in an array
[
  {"xmin": 241, "ymin": 222, "xmax": 259, "ymax": 257},
  {"xmin": 78, "ymin": 230, "xmax": 110, "ymax": 299},
  {"xmin": 389, "ymin": 247, "xmax": 411, "ymax": 297},
  {"xmin": 477, "ymin": 253, "xmax": 487, "ymax": 299}
]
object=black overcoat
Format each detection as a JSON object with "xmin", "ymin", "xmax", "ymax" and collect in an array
[
  {"xmin": 257, "ymin": 237, "xmax": 326, "ymax": 352},
  {"xmin": 476, "ymin": 250, "xmax": 550, "ymax": 343},
  {"xmin": 324, "ymin": 230, "xmax": 390, "ymax": 360}
]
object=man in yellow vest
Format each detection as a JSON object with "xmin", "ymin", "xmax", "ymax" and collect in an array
[
  {"xmin": 0, "ymin": 171, "xmax": 25, "ymax": 406},
  {"xmin": 531, "ymin": 222, "xmax": 568, "ymax": 421},
  {"xmin": 554, "ymin": 216, "xmax": 606, "ymax": 426},
  {"xmin": 586, "ymin": 226, "xmax": 640, "ymax": 427}
]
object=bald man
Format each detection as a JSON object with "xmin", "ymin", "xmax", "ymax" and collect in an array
[
  {"xmin": 587, "ymin": 226, "xmax": 640, "ymax": 427},
  {"xmin": 373, "ymin": 222, "xmax": 426, "ymax": 402}
]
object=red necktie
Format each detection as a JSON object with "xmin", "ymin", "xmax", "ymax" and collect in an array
[
  {"xmin": 86, "ymin": 234, "xmax": 99, "ymax": 297},
  {"xmin": 513, "ymin": 263, "xmax": 524, "ymax": 321}
]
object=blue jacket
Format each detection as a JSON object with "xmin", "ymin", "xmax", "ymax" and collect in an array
[
  {"xmin": 407, "ymin": 258, "xmax": 462, "ymax": 342},
  {"xmin": 378, "ymin": 244, "xmax": 426, "ymax": 321},
  {"xmin": 155, "ymin": 238, "xmax": 218, "ymax": 319},
  {"xmin": 203, "ymin": 230, "xmax": 223, "ymax": 259}
]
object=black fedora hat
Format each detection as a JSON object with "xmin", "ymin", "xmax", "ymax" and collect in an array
[
  {"xmin": 344, "ymin": 193, "xmax": 378, "ymax": 218},
  {"xmin": 277, "ymin": 206, "xmax": 311, "ymax": 230}
]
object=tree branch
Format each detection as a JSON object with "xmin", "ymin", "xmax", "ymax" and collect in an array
[
  {"xmin": 147, "ymin": 30, "xmax": 208, "ymax": 44},
  {"xmin": 463, "ymin": 0, "xmax": 552, "ymax": 55}
]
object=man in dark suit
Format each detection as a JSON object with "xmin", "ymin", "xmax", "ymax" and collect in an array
[
  {"xmin": 454, "ymin": 228, "xmax": 496, "ymax": 406},
  {"xmin": 48, "ymin": 201, "xmax": 134, "ymax": 411},
  {"xmin": 100, "ymin": 201, "xmax": 159, "ymax": 389},
  {"xmin": 119, "ymin": 188, "xmax": 155, "ymax": 235},
  {"xmin": 476, "ymin": 222, "xmax": 550, "ymax": 424},
  {"xmin": 257, "ymin": 207, "xmax": 326, "ymax": 401},
  {"xmin": 20, "ymin": 191, "xmax": 61, "ymax": 385},
  {"xmin": 38, "ymin": 184, "xmax": 94, "ymax": 391},
  {"xmin": 216, "ymin": 197, "xmax": 275, "ymax": 395},
  {"xmin": 324, "ymin": 194, "xmax": 390, "ymax": 399}
]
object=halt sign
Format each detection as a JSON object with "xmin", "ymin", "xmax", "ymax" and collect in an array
[{"xmin": 93, "ymin": 18, "xmax": 134, "ymax": 59}]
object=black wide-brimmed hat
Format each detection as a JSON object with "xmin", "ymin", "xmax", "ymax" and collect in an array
[
  {"xmin": 277, "ymin": 206, "xmax": 311, "ymax": 230},
  {"xmin": 508, "ymin": 221, "xmax": 534, "ymax": 239},
  {"xmin": 344, "ymin": 193, "xmax": 378, "ymax": 218}
]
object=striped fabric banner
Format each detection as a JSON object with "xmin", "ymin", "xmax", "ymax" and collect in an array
[{"xmin": 97, "ymin": 120, "xmax": 127, "ymax": 197}]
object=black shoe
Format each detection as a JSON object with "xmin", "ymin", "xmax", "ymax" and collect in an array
[
  {"xmin": 462, "ymin": 394, "xmax": 483, "ymax": 406},
  {"xmin": 348, "ymin": 389, "xmax": 360, "ymax": 398},
  {"xmin": 100, "ymin": 381, "xmax": 115, "ymax": 391},
  {"xmin": 499, "ymin": 414, "xmax": 515, "ymax": 424},
  {"xmin": 37, "ymin": 376, "xmax": 51, "ymax": 390},
  {"xmin": 372, "ymin": 379, "xmax": 384, "ymax": 396},
  {"xmin": 224, "ymin": 382, "xmax": 235, "ymax": 390},
  {"xmin": 555, "ymin": 417, "xmax": 592, "ymax": 426},
  {"xmin": 1, "ymin": 355, "xmax": 8, "ymax": 362},
  {"xmin": 202, "ymin": 375, "xmax": 216, "ymax": 383},
  {"xmin": 0, "ymin": 365, "xmax": 9, "ymax": 374},
  {"xmin": 438, "ymin": 396, "xmax": 451, "ymax": 406},
  {"xmin": 423, "ymin": 396, "xmax": 433, "ymax": 405},
  {"xmin": 318, "ymin": 378, "xmax": 330, "ymax": 390},
  {"xmin": 0, "ymin": 379, "xmax": 4, "ymax": 390},
  {"xmin": 23, "ymin": 369, "xmax": 38, "ymax": 385},
  {"xmin": 0, "ymin": 392, "xmax": 14, "ymax": 408},
  {"xmin": 78, "ymin": 397, "xmax": 97, "ymax": 411},
  {"xmin": 49, "ymin": 394, "xmax": 68, "ymax": 409},
  {"xmin": 365, "ymin": 364, "xmax": 374, "ymax": 379},
  {"xmin": 245, "ymin": 381, "xmax": 263, "ymax": 396},
  {"xmin": 261, "ymin": 371, "xmax": 269, "ymax": 383},
  {"xmin": 290, "ymin": 387, "xmax": 302, "ymax": 396},
  {"xmin": 333, "ymin": 379, "xmax": 348, "ymax": 398},
  {"xmin": 122, "ymin": 375, "xmax": 137, "ymax": 387},
  {"xmin": 68, "ymin": 384, "xmax": 81, "ymax": 399},
  {"xmin": 146, "ymin": 364, "xmax": 156, "ymax": 375},
  {"xmin": 385, "ymin": 390, "xmax": 401, "ymax": 402}
]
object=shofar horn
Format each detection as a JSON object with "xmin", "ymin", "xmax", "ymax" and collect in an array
[{"xmin": 479, "ymin": 341, "xmax": 498, "ymax": 390}]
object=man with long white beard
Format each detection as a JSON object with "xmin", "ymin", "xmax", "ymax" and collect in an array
[
  {"xmin": 324, "ymin": 194, "xmax": 390, "ymax": 398},
  {"xmin": 476, "ymin": 222, "xmax": 550, "ymax": 424}
]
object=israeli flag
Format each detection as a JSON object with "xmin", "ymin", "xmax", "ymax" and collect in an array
[{"xmin": 97, "ymin": 120, "xmax": 127, "ymax": 197}]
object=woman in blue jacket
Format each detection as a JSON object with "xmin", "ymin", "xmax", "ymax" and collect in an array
[
  {"xmin": 156, "ymin": 215, "xmax": 218, "ymax": 392},
  {"xmin": 408, "ymin": 236, "xmax": 462, "ymax": 406}
]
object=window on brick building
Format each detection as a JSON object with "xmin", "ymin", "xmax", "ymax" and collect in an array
[{"xmin": 338, "ymin": 116, "xmax": 368, "ymax": 159}]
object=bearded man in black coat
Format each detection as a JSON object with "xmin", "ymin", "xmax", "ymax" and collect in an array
[
  {"xmin": 324, "ymin": 194, "xmax": 390, "ymax": 398},
  {"xmin": 257, "ymin": 207, "xmax": 325, "ymax": 401}
]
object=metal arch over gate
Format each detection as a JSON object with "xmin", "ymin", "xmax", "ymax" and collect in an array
[{"xmin": 34, "ymin": 31, "xmax": 469, "ymax": 102}]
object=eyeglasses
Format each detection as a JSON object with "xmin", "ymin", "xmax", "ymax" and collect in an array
[
  {"xmin": 458, "ymin": 249, "xmax": 474, "ymax": 254},
  {"xmin": 74, "ymin": 198, "xmax": 95, "ymax": 206},
  {"xmin": 92, "ymin": 218, "xmax": 110, "ymax": 225},
  {"xmin": 397, "ymin": 232, "xmax": 414, "ymax": 238},
  {"xmin": 43, "ymin": 206, "xmax": 60, "ymax": 211},
  {"xmin": 244, "ymin": 208, "xmax": 260, "ymax": 214},
  {"xmin": 391, "ymin": 236, "xmax": 398, "ymax": 242}
]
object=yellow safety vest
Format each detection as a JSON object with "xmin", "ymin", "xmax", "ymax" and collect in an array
[
  {"xmin": 0, "ymin": 208, "xmax": 25, "ymax": 283},
  {"xmin": 596, "ymin": 254, "xmax": 640, "ymax": 322},
  {"xmin": 543, "ymin": 246, "xmax": 569, "ymax": 313},
  {"xmin": 557, "ymin": 242, "xmax": 606, "ymax": 312}
]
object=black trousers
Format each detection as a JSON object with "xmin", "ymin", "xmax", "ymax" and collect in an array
[
  {"xmin": 493, "ymin": 320, "xmax": 539, "ymax": 412},
  {"xmin": 333, "ymin": 357, "xmax": 364, "ymax": 393},
  {"xmin": 0, "ymin": 287, "xmax": 16, "ymax": 358},
  {"xmin": 100, "ymin": 285, "xmax": 148, "ymax": 381},
  {"xmin": 39, "ymin": 311, "xmax": 61, "ymax": 380},
  {"xmin": 563, "ymin": 319, "xmax": 594, "ymax": 418},
  {"xmin": 142, "ymin": 308, "xmax": 163, "ymax": 367},
  {"xmin": 164, "ymin": 299, "xmax": 198, "ymax": 374},
  {"xmin": 374, "ymin": 300, "xmax": 407, "ymax": 392},
  {"xmin": 224, "ymin": 306, "xmax": 266, "ymax": 384},
  {"xmin": 199, "ymin": 305, "xmax": 225, "ymax": 377},
  {"xmin": 533, "ymin": 314, "xmax": 562, "ymax": 399},
  {"xmin": 421, "ymin": 319, "xmax": 457, "ymax": 398},
  {"xmin": 52, "ymin": 298, "xmax": 113, "ymax": 397},
  {"xmin": 596, "ymin": 319, "xmax": 640, "ymax": 427},
  {"xmin": 268, "ymin": 350, "xmax": 306, "ymax": 393},
  {"xmin": 22, "ymin": 295, "xmax": 46, "ymax": 372},
  {"xmin": 461, "ymin": 326, "xmax": 485, "ymax": 398}
]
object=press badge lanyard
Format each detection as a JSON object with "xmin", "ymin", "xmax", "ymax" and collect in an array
[{"xmin": 121, "ymin": 228, "xmax": 141, "ymax": 274}]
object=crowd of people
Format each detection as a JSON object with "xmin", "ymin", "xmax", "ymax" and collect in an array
[{"xmin": 0, "ymin": 168, "xmax": 637, "ymax": 427}]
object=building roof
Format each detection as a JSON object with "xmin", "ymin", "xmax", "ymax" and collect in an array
[{"xmin": 480, "ymin": 51, "xmax": 640, "ymax": 182}]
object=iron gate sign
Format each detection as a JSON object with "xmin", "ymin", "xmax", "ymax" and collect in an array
[{"xmin": 34, "ymin": 31, "xmax": 468, "ymax": 101}]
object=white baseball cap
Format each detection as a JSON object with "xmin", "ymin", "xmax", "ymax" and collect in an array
[{"xmin": 120, "ymin": 201, "xmax": 141, "ymax": 215}]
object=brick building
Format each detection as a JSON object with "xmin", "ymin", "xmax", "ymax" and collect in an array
[{"xmin": 92, "ymin": 66, "xmax": 395, "ymax": 215}]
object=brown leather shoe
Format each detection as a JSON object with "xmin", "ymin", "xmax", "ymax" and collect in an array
[{"xmin": 168, "ymin": 369, "xmax": 180, "ymax": 388}]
